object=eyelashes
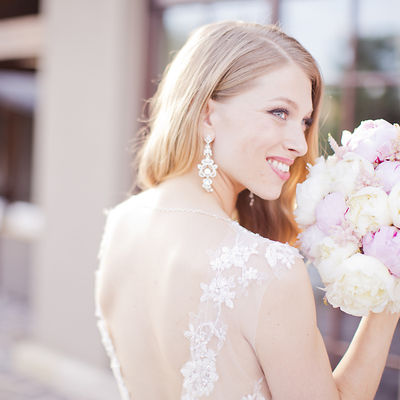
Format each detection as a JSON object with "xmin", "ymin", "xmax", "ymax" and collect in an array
[
  {"xmin": 303, "ymin": 117, "xmax": 314, "ymax": 128},
  {"xmin": 269, "ymin": 108, "xmax": 289, "ymax": 120},
  {"xmin": 268, "ymin": 108, "xmax": 313, "ymax": 129}
]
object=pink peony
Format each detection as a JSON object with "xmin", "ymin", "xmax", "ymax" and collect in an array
[
  {"xmin": 315, "ymin": 192, "xmax": 348, "ymax": 235},
  {"xmin": 375, "ymin": 161, "xmax": 400, "ymax": 194},
  {"xmin": 346, "ymin": 119, "xmax": 398, "ymax": 164},
  {"xmin": 362, "ymin": 226, "xmax": 400, "ymax": 277}
]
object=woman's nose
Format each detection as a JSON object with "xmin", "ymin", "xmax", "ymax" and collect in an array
[{"xmin": 284, "ymin": 126, "xmax": 308, "ymax": 157}]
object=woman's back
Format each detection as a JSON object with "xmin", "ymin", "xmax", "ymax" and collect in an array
[{"xmin": 96, "ymin": 190, "xmax": 301, "ymax": 399}]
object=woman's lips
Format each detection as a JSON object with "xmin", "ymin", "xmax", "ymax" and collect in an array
[{"xmin": 267, "ymin": 157, "xmax": 292, "ymax": 181}]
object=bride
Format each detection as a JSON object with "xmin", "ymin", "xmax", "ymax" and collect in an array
[{"xmin": 96, "ymin": 20, "xmax": 399, "ymax": 400}]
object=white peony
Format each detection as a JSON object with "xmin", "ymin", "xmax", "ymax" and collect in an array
[
  {"xmin": 325, "ymin": 253, "xmax": 395, "ymax": 316},
  {"xmin": 387, "ymin": 280, "xmax": 400, "ymax": 314},
  {"xmin": 297, "ymin": 224, "xmax": 326, "ymax": 262},
  {"xmin": 346, "ymin": 187, "xmax": 392, "ymax": 236},
  {"xmin": 388, "ymin": 180, "xmax": 400, "ymax": 228},
  {"xmin": 341, "ymin": 130, "xmax": 352, "ymax": 147},
  {"xmin": 326, "ymin": 154, "xmax": 339, "ymax": 169},
  {"xmin": 295, "ymin": 157, "xmax": 332, "ymax": 227},
  {"xmin": 314, "ymin": 236, "xmax": 359, "ymax": 283},
  {"xmin": 329, "ymin": 152, "xmax": 374, "ymax": 198}
]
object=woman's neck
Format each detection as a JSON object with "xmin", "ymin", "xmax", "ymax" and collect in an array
[{"xmin": 154, "ymin": 167, "xmax": 239, "ymax": 218}]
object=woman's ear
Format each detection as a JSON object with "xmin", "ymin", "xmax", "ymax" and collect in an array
[{"xmin": 202, "ymin": 98, "xmax": 217, "ymax": 140}]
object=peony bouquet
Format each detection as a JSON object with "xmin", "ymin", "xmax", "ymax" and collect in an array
[{"xmin": 295, "ymin": 119, "xmax": 400, "ymax": 316}]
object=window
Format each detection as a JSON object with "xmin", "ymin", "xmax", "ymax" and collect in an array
[{"xmin": 149, "ymin": 0, "xmax": 400, "ymax": 152}]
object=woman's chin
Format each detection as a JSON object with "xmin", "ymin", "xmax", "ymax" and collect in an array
[{"xmin": 253, "ymin": 188, "xmax": 283, "ymax": 202}]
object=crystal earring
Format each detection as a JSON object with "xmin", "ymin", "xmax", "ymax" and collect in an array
[
  {"xmin": 249, "ymin": 191, "xmax": 255, "ymax": 207},
  {"xmin": 198, "ymin": 135, "xmax": 218, "ymax": 192}
]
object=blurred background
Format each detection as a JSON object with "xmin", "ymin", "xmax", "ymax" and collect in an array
[{"xmin": 0, "ymin": 0, "xmax": 399, "ymax": 399}]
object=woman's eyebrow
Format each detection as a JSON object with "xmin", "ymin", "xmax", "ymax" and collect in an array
[{"xmin": 270, "ymin": 97, "xmax": 299, "ymax": 110}]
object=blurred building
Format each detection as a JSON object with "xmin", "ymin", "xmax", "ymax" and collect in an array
[
  {"xmin": 0, "ymin": 0, "xmax": 399, "ymax": 399},
  {"xmin": 0, "ymin": 0, "xmax": 148, "ymax": 398}
]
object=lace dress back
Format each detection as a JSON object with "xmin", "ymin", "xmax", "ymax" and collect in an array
[{"xmin": 95, "ymin": 197, "xmax": 302, "ymax": 400}]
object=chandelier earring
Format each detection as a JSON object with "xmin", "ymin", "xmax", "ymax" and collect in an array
[{"xmin": 198, "ymin": 135, "xmax": 218, "ymax": 192}]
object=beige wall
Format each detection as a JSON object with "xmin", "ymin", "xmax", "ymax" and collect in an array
[{"xmin": 30, "ymin": 0, "xmax": 148, "ymax": 368}]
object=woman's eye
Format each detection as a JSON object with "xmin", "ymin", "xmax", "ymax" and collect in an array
[
  {"xmin": 270, "ymin": 109, "xmax": 288, "ymax": 120},
  {"xmin": 302, "ymin": 117, "xmax": 314, "ymax": 129}
]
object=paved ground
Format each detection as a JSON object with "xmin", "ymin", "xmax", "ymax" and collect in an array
[
  {"xmin": 0, "ymin": 290, "xmax": 83, "ymax": 400},
  {"xmin": 1, "ymin": 271, "xmax": 400, "ymax": 400}
]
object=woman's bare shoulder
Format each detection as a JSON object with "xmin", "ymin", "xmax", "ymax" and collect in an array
[
  {"xmin": 254, "ymin": 255, "xmax": 338, "ymax": 399},
  {"xmin": 101, "ymin": 190, "xmax": 159, "ymax": 233},
  {"xmin": 105, "ymin": 192, "xmax": 148, "ymax": 220},
  {"xmin": 229, "ymin": 222, "xmax": 304, "ymax": 280}
]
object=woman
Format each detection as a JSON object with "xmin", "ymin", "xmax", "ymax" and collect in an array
[{"xmin": 96, "ymin": 21, "xmax": 399, "ymax": 400}]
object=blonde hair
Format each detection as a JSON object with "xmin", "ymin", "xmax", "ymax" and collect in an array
[{"xmin": 137, "ymin": 20, "xmax": 323, "ymax": 244}]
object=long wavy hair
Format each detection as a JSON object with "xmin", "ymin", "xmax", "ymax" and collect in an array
[{"xmin": 136, "ymin": 20, "xmax": 323, "ymax": 245}]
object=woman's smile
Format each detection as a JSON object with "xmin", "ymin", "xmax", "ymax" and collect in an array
[{"xmin": 267, "ymin": 157, "xmax": 293, "ymax": 181}]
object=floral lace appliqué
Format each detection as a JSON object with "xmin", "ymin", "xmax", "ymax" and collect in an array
[
  {"xmin": 265, "ymin": 242, "xmax": 302, "ymax": 278},
  {"xmin": 181, "ymin": 236, "xmax": 267, "ymax": 400},
  {"xmin": 240, "ymin": 377, "xmax": 266, "ymax": 400}
]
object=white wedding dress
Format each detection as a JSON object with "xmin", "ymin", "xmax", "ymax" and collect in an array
[{"xmin": 95, "ymin": 197, "xmax": 302, "ymax": 400}]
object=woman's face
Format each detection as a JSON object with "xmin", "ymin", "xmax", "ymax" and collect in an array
[{"xmin": 204, "ymin": 63, "xmax": 313, "ymax": 200}]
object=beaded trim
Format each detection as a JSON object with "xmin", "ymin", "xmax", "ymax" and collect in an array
[{"xmin": 151, "ymin": 206, "xmax": 232, "ymax": 223}]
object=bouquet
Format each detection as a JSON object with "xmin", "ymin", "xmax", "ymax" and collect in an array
[{"xmin": 295, "ymin": 119, "xmax": 400, "ymax": 316}]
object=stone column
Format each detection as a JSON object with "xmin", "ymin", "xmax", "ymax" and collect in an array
[{"xmin": 13, "ymin": 0, "xmax": 149, "ymax": 398}]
